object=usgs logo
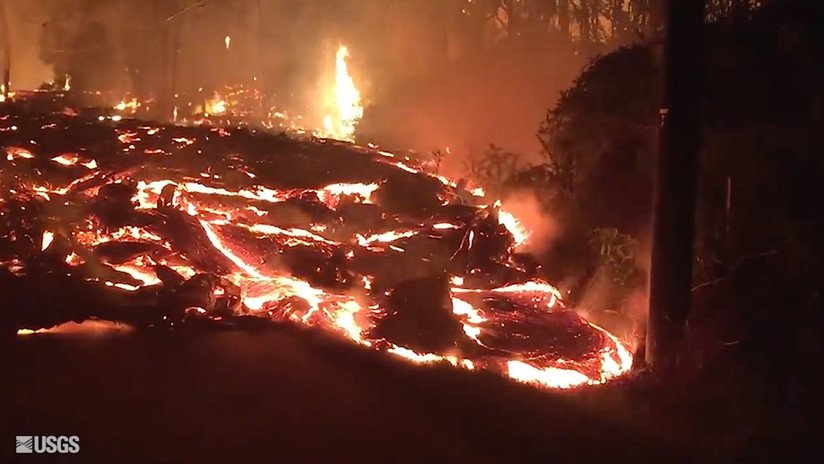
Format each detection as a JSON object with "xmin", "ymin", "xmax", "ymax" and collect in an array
[{"xmin": 15, "ymin": 435, "xmax": 80, "ymax": 454}]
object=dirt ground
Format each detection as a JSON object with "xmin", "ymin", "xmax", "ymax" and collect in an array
[{"xmin": 0, "ymin": 325, "xmax": 811, "ymax": 463}]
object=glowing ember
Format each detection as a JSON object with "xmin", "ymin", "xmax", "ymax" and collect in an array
[
  {"xmin": 65, "ymin": 252, "xmax": 85, "ymax": 266},
  {"xmin": 114, "ymin": 98, "xmax": 140, "ymax": 113},
  {"xmin": 357, "ymin": 230, "xmax": 417, "ymax": 246},
  {"xmin": 320, "ymin": 182, "xmax": 379, "ymax": 203},
  {"xmin": 5, "ymin": 146, "xmax": 34, "ymax": 161},
  {"xmin": 51, "ymin": 153, "xmax": 79, "ymax": 165},
  {"xmin": 41, "ymin": 231, "xmax": 55, "ymax": 251}
]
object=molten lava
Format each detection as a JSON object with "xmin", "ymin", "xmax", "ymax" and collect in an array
[{"xmin": 1, "ymin": 93, "xmax": 631, "ymax": 390}]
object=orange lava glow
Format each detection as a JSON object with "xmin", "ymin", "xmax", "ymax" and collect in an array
[{"xmin": 2, "ymin": 98, "xmax": 633, "ymax": 392}]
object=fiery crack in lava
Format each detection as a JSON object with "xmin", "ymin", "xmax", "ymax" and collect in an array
[{"xmin": 1, "ymin": 95, "xmax": 631, "ymax": 390}]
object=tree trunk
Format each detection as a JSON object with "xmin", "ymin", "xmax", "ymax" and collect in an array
[
  {"xmin": 647, "ymin": 0, "xmax": 665, "ymax": 37},
  {"xmin": 0, "ymin": 0, "xmax": 10, "ymax": 98},
  {"xmin": 579, "ymin": 1, "xmax": 592, "ymax": 49},
  {"xmin": 645, "ymin": 0, "xmax": 705, "ymax": 372},
  {"xmin": 256, "ymin": 0, "xmax": 265, "ymax": 116},
  {"xmin": 168, "ymin": 18, "xmax": 183, "ymax": 117},
  {"xmin": 558, "ymin": 0, "xmax": 570, "ymax": 37}
]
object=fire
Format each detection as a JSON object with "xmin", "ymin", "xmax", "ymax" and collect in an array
[
  {"xmin": 65, "ymin": 252, "xmax": 85, "ymax": 266},
  {"xmin": 114, "ymin": 98, "xmax": 140, "ymax": 113},
  {"xmin": 497, "ymin": 208, "xmax": 530, "ymax": 247},
  {"xmin": 76, "ymin": 48, "xmax": 364, "ymax": 137},
  {"xmin": 356, "ymin": 230, "xmax": 417, "ymax": 246},
  {"xmin": 319, "ymin": 45, "xmax": 363, "ymax": 142},
  {"xmin": 204, "ymin": 93, "xmax": 227, "ymax": 116}
]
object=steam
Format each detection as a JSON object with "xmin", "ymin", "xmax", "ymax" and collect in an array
[
  {"xmin": 574, "ymin": 234, "xmax": 651, "ymax": 351},
  {"xmin": 501, "ymin": 191, "xmax": 561, "ymax": 255}
]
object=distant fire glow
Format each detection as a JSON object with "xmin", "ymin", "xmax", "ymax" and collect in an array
[{"xmin": 204, "ymin": 93, "xmax": 227, "ymax": 116}]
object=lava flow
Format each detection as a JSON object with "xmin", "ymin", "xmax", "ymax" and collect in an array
[{"xmin": 1, "ymin": 93, "xmax": 631, "ymax": 390}]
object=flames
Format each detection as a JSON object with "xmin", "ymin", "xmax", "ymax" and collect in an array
[
  {"xmin": 79, "ymin": 44, "xmax": 366, "ymax": 142},
  {"xmin": 497, "ymin": 207, "xmax": 530, "ymax": 247},
  {"xmin": 319, "ymin": 45, "xmax": 364, "ymax": 142},
  {"xmin": 114, "ymin": 98, "xmax": 140, "ymax": 113},
  {"xmin": 204, "ymin": 93, "xmax": 228, "ymax": 116}
]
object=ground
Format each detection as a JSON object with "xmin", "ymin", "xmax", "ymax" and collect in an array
[
  {"xmin": 1, "ymin": 325, "xmax": 662, "ymax": 463},
  {"xmin": 1, "ymin": 325, "xmax": 810, "ymax": 463}
]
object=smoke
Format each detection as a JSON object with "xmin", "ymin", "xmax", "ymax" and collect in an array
[
  {"xmin": 574, "ymin": 233, "xmax": 651, "ymax": 350},
  {"xmin": 2, "ymin": 1, "xmax": 55, "ymax": 88},
  {"xmin": 4, "ymin": 0, "xmax": 597, "ymax": 168},
  {"xmin": 501, "ymin": 191, "xmax": 562, "ymax": 255}
]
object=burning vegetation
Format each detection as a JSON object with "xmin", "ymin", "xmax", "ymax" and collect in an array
[{"xmin": 1, "ymin": 91, "xmax": 630, "ymax": 390}]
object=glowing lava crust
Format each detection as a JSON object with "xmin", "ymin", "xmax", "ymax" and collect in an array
[{"xmin": 1, "ymin": 95, "xmax": 631, "ymax": 389}]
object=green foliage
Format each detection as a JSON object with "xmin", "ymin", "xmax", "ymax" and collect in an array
[
  {"xmin": 430, "ymin": 149, "xmax": 447, "ymax": 175},
  {"xmin": 542, "ymin": 0, "xmax": 824, "ymax": 371},
  {"xmin": 589, "ymin": 227, "xmax": 643, "ymax": 290},
  {"xmin": 463, "ymin": 144, "xmax": 524, "ymax": 197},
  {"xmin": 538, "ymin": 44, "xmax": 659, "ymax": 194},
  {"xmin": 456, "ymin": 0, "xmax": 660, "ymax": 49}
]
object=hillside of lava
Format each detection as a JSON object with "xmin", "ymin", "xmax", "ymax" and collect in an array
[{"xmin": 0, "ymin": 93, "xmax": 631, "ymax": 389}]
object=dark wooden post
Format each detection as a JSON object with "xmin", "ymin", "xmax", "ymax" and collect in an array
[{"xmin": 646, "ymin": 0, "xmax": 705, "ymax": 372}]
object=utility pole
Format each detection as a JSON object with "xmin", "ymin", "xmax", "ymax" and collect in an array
[{"xmin": 646, "ymin": 0, "xmax": 705, "ymax": 372}]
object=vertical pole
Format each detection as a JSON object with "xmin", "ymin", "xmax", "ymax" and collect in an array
[
  {"xmin": 558, "ymin": 0, "xmax": 570, "ymax": 37},
  {"xmin": 646, "ymin": 0, "xmax": 705, "ymax": 372},
  {"xmin": 0, "ymin": 0, "xmax": 11, "ymax": 99},
  {"xmin": 255, "ymin": 0, "xmax": 265, "ymax": 117}
]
